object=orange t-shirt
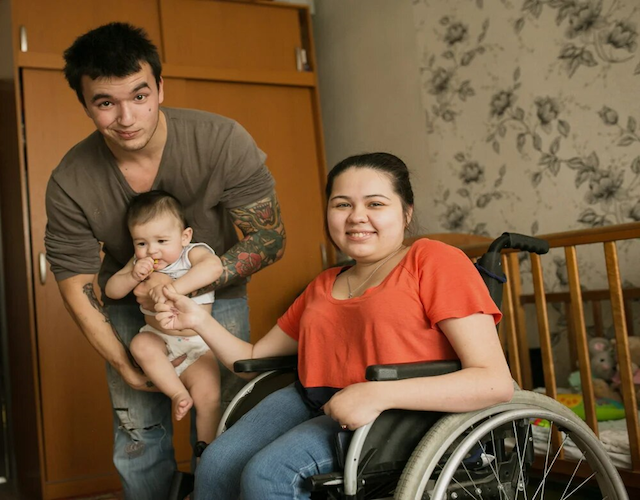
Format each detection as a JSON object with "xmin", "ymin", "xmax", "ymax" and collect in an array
[{"xmin": 277, "ymin": 239, "xmax": 502, "ymax": 409}]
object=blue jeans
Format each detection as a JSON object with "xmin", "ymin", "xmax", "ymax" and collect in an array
[
  {"xmin": 106, "ymin": 297, "xmax": 250, "ymax": 500},
  {"xmin": 194, "ymin": 384, "xmax": 341, "ymax": 500}
]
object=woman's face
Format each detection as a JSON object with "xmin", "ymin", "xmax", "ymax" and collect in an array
[{"xmin": 327, "ymin": 167, "xmax": 411, "ymax": 263}]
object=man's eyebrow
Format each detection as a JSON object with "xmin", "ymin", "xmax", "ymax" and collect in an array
[
  {"xmin": 91, "ymin": 93, "xmax": 112, "ymax": 104},
  {"xmin": 90, "ymin": 82, "xmax": 151, "ymax": 103},
  {"xmin": 132, "ymin": 82, "xmax": 151, "ymax": 93}
]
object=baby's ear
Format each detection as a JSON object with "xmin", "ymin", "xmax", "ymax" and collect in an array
[{"xmin": 182, "ymin": 227, "xmax": 193, "ymax": 245}]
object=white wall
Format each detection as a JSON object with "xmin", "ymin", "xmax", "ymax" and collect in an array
[{"xmin": 313, "ymin": 0, "xmax": 431, "ymax": 231}]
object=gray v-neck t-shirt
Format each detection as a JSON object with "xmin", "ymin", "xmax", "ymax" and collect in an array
[{"xmin": 45, "ymin": 107, "xmax": 275, "ymax": 303}]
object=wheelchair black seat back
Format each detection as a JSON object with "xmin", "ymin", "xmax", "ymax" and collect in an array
[{"xmin": 170, "ymin": 233, "xmax": 628, "ymax": 500}]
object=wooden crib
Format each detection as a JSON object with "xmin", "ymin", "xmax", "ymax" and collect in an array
[{"xmin": 411, "ymin": 222, "xmax": 640, "ymax": 489}]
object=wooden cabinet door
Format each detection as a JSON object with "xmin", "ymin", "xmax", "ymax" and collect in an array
[
  {"xmin": 13, "ymin": 0, "xmax": 162, "ymax": 58},
  {"xmin": 160, "ymin": 0, "xmax": 303, "ymax": 72},
  {"xmin": 163, "ymin": 78, "xmax": 327, "ymax": 340},
  {"xmin": 22, "ymin": 69, "xmax": 191, "ymax": 499}
]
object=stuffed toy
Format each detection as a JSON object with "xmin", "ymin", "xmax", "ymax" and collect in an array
[
  {"xmin": 588, "ymin": 337, "xmax": 616, "ymax": 380},
  {"xmin": 610, "ymin": 336, "xmax": 640, "ymax": 406},
  {"xmin": 568, "ymin": 337, "xmax": 620, "ymax": 402}
]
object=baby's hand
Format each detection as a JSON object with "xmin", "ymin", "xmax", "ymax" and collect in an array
[
  {"xmin": 132, "ymin": 257, "xmax": 155, "ymax": 281},
  {"xmin": 149, "ymin": 284, "xmax": 166, "ymax": 303}
]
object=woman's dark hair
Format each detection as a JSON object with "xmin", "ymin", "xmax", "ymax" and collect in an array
[
  {"xmin": 127, "ymin": 190, "xmax": 187, "ymax": 230},
  {"xmin": 63, "ymin": 22, "xmax": 162, "ymax": 106},
  {"xmin": 326, "ymin": 152, "xmax": 415, "ymax": 224}
]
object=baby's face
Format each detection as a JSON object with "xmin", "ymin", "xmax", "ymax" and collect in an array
[{"xmin": 130, "ymin": 213, "xmax": 190, "ymax": 269}]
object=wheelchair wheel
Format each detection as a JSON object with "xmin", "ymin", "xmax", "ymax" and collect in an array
[{"xmin": 395, "ymin": 390, "xmax": 627, "ymax": 500}]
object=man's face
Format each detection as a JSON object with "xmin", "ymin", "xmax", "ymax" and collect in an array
[{"xmin": 81, "ymin": 62, "xmax": 164, "ymax": 154}]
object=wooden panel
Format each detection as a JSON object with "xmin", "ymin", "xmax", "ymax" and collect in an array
[
  {"xmin": 16, "ymin": 51, "xmax": 317, "ymax": 88},
  {"xmin": 455, "ymin": 222, "xmax": 640, "ymax": 259},
  {"xmin": 0, "ymin": 82, "xmax": 43, "ymax": 499},
  {"xmin": 530, "ymin": 254, "xmax": 563, "ymax": 455},
  {"xmin": 507, "ymin": 252, "xmax": 533, "ymax": 390},
  {"xmin": 501, "ymin": 254, "xmax": 522, "ymax": 386},
  {"xmin": 21, "ymin": 69, "xmax": 191, "ymax": 495},
  {"xmin": 162, "ymin": 78, "xmax": 327, "ymax": 341},
  {"xmin": 161, "ymin": 0, "xmax": 302, "ymax": 72},
  {"xmin": 13, "ymin": 0, "xmax": 163, "ymax": 60},
  {"xmin": 604, "ymin": 241, "xmax": 640, "ymax": 469},
  {"xmin": 564, "ymin": 246, "xmax": 598, "ymax": 435}
]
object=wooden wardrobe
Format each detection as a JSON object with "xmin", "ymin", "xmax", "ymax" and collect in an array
[{"xmin": 0, "ymin": 1, "xmax": 328, "ymax": 498}]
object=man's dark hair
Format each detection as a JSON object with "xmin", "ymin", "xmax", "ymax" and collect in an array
[
  {"xmin": 127, "ymin": 190, "xmax": 187, "ymax": 230},
  {"xmin": 63, "ymin": 22, "xmax": 162, "ymax": 106}
]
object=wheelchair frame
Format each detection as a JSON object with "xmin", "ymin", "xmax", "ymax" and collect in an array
[{"xmin": 170, "ymin": 233, "xmax": 629, "ymax": 500}]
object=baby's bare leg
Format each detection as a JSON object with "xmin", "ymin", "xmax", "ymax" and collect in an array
[
  {"xmin": 180, "ymin": 350, "xmax": 221, "ymax": 445},
  {"xmin": 130, "ymin": 331, "xmax": 193, "ymax": 420}
]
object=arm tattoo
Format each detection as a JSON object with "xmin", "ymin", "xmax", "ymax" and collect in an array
[
  {"xmin": 188, "ymin": 191, "xmax": 286, "ymax": 296},
  {"xmin": 82, "ymin": 282, "xmax": 140, "ymax": 369}
]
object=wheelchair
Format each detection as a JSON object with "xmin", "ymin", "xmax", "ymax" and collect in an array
[{"xmin": 170, "ymin": 233, "xmax": 628, "ymax": 500}]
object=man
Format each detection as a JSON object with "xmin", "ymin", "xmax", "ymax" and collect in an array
[{"xmin": 44, "ymin": 22, "xmax": 285, "ymax": 499}]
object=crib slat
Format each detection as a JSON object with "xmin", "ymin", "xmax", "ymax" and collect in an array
[
  {"xmin": 530, "ymin": 253, "xmax": 564, "ymax": 455},
  {"xmin": 604, "ymin": 241, "xmax": 640, "ymax": 470},
  {"xmin": 507, "ymin": 252, "xmax": 533, "ymax": 390},
  {"xmin": 565, "ymin": 246, "xmax": 599, "ymax": 435},
  {"xmin": 501, "ymin": 254, "xmax": 522, "ymax": 387},
  {"xmin": 591, "ymin": 300, "xmax": 604, "ymax": 338},
  {"xmin": 565, "ymin": 303, "xmax": 578, "ymax": 371},
  {"xmin": 625, "ymin": 299, "xmax": 635, "ymax": 337},
  {"xmin": 530, "ymin": 254, "xmax": 556, "ymax": 396}
]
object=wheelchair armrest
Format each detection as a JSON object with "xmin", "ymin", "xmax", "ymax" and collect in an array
[
  {"xmin": 365, "ymin": 360, "xmax": 462, "ymax": 381},
  {"xmin": 233, "ymin": 355, "xmax": 298, "ymax": 373}
]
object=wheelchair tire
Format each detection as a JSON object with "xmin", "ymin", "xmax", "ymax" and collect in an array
[{"xmin": 394, "ymin": 390, "xmax": 628, "ymax": 500}]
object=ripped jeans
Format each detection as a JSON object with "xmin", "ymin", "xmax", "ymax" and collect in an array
[{"xmin": 106, "ymin": 298, "xmax": 250, "ymax": 500}]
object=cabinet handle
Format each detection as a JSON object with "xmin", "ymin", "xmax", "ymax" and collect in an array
[
  {"xmin": 320, "ymin": 243, "xmax": 328, "ymax": 269},
  {"xmin": 295, "ymin": 47, "xmax": 308, "ymax": 72},
  {"xmin": 19, "ymin": 25, "xmax": 28, "ymax": 52},
  {"xmin": 39, "ymin": 252, "xmax": 46, "ymax": 285}
]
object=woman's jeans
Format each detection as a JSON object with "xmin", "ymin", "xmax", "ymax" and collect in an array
[
  {"xmin": 106, "ymin": 298, "xmax": 250, "ymax": 500},
  {"xmin": 194, "ymin": 384, "xmax": 342, "ymax": 500}
]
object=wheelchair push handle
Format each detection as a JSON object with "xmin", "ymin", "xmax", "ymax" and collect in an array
[
  {"xmin": 477, "ymin": 232, "xmax": 549, "ymax": 311},
  {"xmin": 487, "ymin": 232, "xmax": 549, "ymax": 255}
]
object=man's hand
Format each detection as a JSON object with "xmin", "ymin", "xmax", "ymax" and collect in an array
[
  {"xmin": 134, "ymin": 272, "xmax": 172, "ymax": 310},
  {"xmin": 155, "ymin": 286, "xmax": 207, "ymax": 331},
  {"xmin": 121, "ymin": 354, "xmax": 188, "ymax": 392},
  {"xmin": 132, "ymin": 256, "xmax": 155, "ymax": 282},
  {"xmin": 121, "ymin": 365, "xmax": 160, "ymax": 392}
]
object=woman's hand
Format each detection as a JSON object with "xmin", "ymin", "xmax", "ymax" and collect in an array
[
  {"xmin": 323, "ymin": 382, "xmax": 385, "ymax": 430},
  {"xmin": 155, "ymin": 286, "xmax": 207, "ymax": 331}
]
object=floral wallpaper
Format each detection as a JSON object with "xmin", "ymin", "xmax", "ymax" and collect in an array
[{"xmin": 411, "ymin": 0, "xmax": 640, "ymax": 383}]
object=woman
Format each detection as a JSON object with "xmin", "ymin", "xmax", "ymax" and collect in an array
[{"xmin": 155, "ymin": 152, "xmax": 514, "ymax": 499}]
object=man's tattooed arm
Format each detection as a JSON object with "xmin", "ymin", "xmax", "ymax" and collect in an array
[
  {"xmin": 188, "ymin": 191, "xmax": 286, "ymax": 297},
  {"xmin": 82, "ymin": 282, "xmax": 141, "ymax": 369}
]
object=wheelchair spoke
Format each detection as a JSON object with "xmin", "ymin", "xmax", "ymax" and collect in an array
[
  {"xmin": 559, "ymin": 453, "xmax": 586, "ymax": 500},
  {"xmin": 511, "ymin": 420, "xmax": 530, "ymax": 500},
  {"xmin": 474, "ymin": 429, "xmax": 502, "ymax": 487},
  {"xmin": 531, "ymin": 424, "xmax": 570, "ymax": 500},
  {"xmin": 560, "ymin": 470, "xmax": 597, "ymax": 500},
  {"xmin": 436, "ymin": 462, "xmax": 483, "ymax": 500}
]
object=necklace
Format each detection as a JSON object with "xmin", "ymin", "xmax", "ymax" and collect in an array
[{"xmin": 347, "ymin": 245, "xmax": 405, "ymax": 299}]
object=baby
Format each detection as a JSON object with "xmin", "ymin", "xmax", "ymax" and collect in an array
[{"xmin": 106, "ymin": 190, "xmax": 223, "ymax": 454}]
